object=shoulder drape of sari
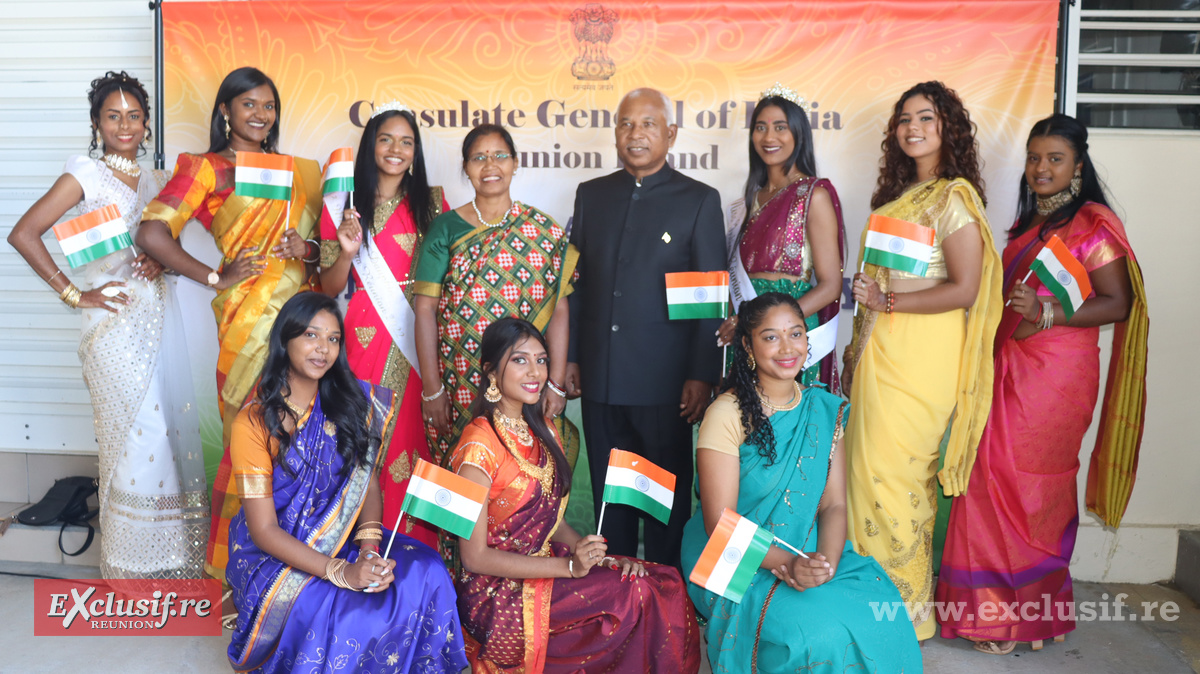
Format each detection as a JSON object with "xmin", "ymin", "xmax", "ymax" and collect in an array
[
  {"xmin": 415, "ymin": 205, "xmax": 580, "ymax": 462},
  {"xmin": 226, "ymin": 382, "xmax": 396, "ymax": 671},
  {"xmin": 739, "ymin": 177, "xmax": 847, "ymax": 390},
  {"xmin": 999, "ymin": 204, "xmax": 1148, "ymax": 526},
  {"xmin": 846, "ymin": 178, "xmax": 1003, "ymax": 495},
  {"xmin": 143, "ymin": 151, "xmax": 324, "ymax": 579},
  {"xmin": 450, "ymin": 417, "xmax": 566, "ymax": 673}
]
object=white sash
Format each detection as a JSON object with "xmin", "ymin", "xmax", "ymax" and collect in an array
[
  {"xmin": 332, "ymin": 193, "xmax": 422, "ymax": 380},
  {"xmin": 726, "ymin": 199, "xmax": 838, "ymax": 369}
]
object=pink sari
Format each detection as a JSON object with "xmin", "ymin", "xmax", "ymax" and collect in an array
[
  {"xmin": 319, "ymin": 192, "xmax": 448, "ymax": 551},
  {"xmin": 936, "ymin": 203, "xmax": 1146, "ymax": 642}
]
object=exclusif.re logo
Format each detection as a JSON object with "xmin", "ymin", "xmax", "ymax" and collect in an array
[{"xmin": 570, "ymin": 3, "xmax": 618, "ymax": 81}]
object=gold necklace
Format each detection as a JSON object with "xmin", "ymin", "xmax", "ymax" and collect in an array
[
  {"xmin": 1036, "ymin": 188, "xmax": 1073, "ymax": 216},
  {"xmin": 758, "ymin": 381, "xmax": 803, "ymax": 412},
  {"xmin": 102, "ymin": 153, "xmax": 141, "ymax": 178},
  {"xmin": 284, "ymin": 397, "xmax": 311, "ymax": 418},
  {"xmin": 492, "ymin": 411, "xmax": 555, "ymax": 495}
]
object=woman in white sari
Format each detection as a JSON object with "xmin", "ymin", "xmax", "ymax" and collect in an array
[{"xmin": 7, "ymin": 71, "xmax": 208, "ymax": 578}]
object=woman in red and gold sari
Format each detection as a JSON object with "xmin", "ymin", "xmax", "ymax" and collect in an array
[
  {"xmin": 319, "ymin": 104, "xmax": 448, "ymax": 551},
  {"xmin": 451, "ymin": 318, "xmax": 700, "ymax": 673},
  {"xmin": 136, "ymin": 67, "xmax": 322, "ymax": 579},
  {"xmin": 414, "ymin": 124, "xmax": 578, "ymax": 465},
  {"xmin": 936, "ymin": 114, "xmax": 1148, "ymax": 655}
]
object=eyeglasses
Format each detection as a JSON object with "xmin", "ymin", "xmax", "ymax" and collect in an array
[{"xmin": 468, "ymin": 152, "xmax": 513, "ymax": 164}]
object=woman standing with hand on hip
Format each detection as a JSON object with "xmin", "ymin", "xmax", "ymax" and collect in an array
[
  {"xmin": 136, "ymin": 66, "xmax": 323, "ymax": 580},
  {"xmin": 936, "ymin": 113, "xmax": 1148, "ymax": 654},
  {"xmin": 844, "ymin": 81, "xmax": 1003, "ymax": 641},
  {"xmin": 318, "ymin": 103, "xmax": 449, "ymax": 551},
  {"xmin": 7, "ymin": 71, "xmax": 207, "ymax": 579}
]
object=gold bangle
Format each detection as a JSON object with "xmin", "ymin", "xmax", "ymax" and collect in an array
[
  {"xmin": 353, "ymin": 529, "xmax": 383, "ymax": 542},
  {"xmin": 59, "ymin": 283, "xmax": 82, "ymax": 309},
  {"xmin": 356, "ymin": 521, "xmax": 383, "ymax": 528},
  {"xmin": 47, "ymin": 269, "xmax": 65, "ymax": 284}
]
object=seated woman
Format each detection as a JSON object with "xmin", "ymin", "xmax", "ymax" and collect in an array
[
  {"xmin": 225, "ymin": 292, "xmax": 467, "ymax": 673},
  {"xmin": 682, "ymin": 293, "xmax": 923, "ymax": 673},
  {"xmin": 450, "ymin": 317, "xmax": 700, "ymax": 673}
]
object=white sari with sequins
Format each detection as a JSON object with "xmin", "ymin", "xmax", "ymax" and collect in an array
[{"xmin": 64, "ymin": 155, "xmax": 208, "ymax": 578}]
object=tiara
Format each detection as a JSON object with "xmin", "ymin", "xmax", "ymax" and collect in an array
[
  {"xmin": 371, "ymin": 101, "xmax": 412, "ymax": 119},
  {"xmin": 759, "ymin": 83, "xmax": 812, "ymax": 114}
]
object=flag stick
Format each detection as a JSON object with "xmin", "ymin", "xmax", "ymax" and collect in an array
[
  {"xmin": 382, "ymin": 510, "xmax": 406, "ymax": 560},
  {"xmin": 596, "ymin": 501, "xmax": 608, "ymax": 537},
  {"xmin": 772, "ymin": 535, "xmax": 809, "ymax": 559},
  {"xmin": 852, "ymin": 259, "xmax": 865, "ymax": 317},
  {"xmin": 1004, "ymin": 269, "xmax": 1035, "ymax": 307}
]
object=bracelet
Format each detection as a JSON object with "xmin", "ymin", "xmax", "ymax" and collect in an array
[
  {"xmin": 1040, "ymin": 301, "xmax": 1054, "ymax": 331},
  {"xmin": 360, "ymin": 543, "xmax": 380, "ymax": 554},
  {"xmin": 47, "ymin": 269, "xmax": 65, "ymax": 284},
  {"xmin": 421, "ymin": 384, "xmax": 446, "ymax": 402},
  {"xmin": 568, "ymin": 558, "xmax": 577, "ymax": 578},
  {"xmin": 545, "ymin": 379, "xmax": 566, "ymax": 398},
  {"xmin": 353, "ymin": 528, "xmax": 383, "ymax": 542},
  {"xmin": 324, "ymin": 557, "xmax": 362, "ymax": 591},
  {"xmin": 356, "ymin": 521, "xmax": 383, "ymax": 528},
  {"xmin": 302, "ymin": 239, "xmax": 320, "ymax": 264},
  {"xmin": 59, "ymin": 283, "xmax": 82, "ymax": 309},
  {"xmin": 885, "ymin": 291, "xmax": 895, "ymax": 314}
]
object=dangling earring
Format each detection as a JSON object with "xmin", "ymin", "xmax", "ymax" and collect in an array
[
  {"xmin": 92, "ymin": 127, "xmax": 100, "ymax": 155},
  {"xmin": 485, "ymin": 375, "xmax": 502, "ymax": 403},
  {"xmin": 746, "ymin": 352, "xmax": 756, "ymax": 370},
  {"xmin": 1069, "ymin": 171, "xmax": 1082, "ymax": 198},
  {"xmin": 408, "ymin": 163, "xmax": 414, "ymax": 176},
  {"xmin": 224, "ymin": 116, "xmax": 231, "ymax": 139}
]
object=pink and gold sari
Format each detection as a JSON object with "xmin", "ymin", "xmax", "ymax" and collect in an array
[
  {"xmin": 318, "ymin": 190, "xmax": 448, "ymax": 551},
  {"xmin": 936, "ymin": 203, "xmax": 1149, "ymax": 642},
  {"xmin": 142, "ymin": 151, "xmax": 322, "ymax": 579}
]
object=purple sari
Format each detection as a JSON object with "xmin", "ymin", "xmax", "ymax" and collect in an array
[{"xmin": 226, "ymin": 382, "xmax": 467, "ymax": 673}]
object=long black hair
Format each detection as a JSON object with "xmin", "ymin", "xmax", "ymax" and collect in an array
[
  {"xmin": 724, "ymin": 292, "xmax": 807, "ymax": 466},
  {"xmin": 473, "ymin": 318, "xmax": 570, "ymax": 495},
  {"xmin": 741, "ymin": 96, "xmax": 817, "ymax": 226},
  {"xmin": 255, "ymin": 292, "xmax": 373, "ymax": 474},
  {"xmin": 87, "ymin": 71, "xmax": 152, "ymax": 157},
  {"xmin": 207, "ymin": 66, "xmax": 282, "ymax": 155},
  {"xmin": 351, "ymin": 108, "xmax": 437, "ymax": 243},
  {"xmin": 1009, "ymin": 113, "xmax": 1111, "ymax": 243}
]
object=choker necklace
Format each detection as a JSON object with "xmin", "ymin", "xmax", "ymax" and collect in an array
[
  {"xmin": 472, "ymin": 199, "xmax": 514, "ymax": 228},
  {"xmin": 103, "ymin": 154, "xmax": 141, "ymax": 178},
  {"xmin": 284, "ymin": 397, "xmax": 311, "ymax": 418},
  {"xmin": 758, "ymin": 381, "xmax": 803, "ymax": 412},
  {"xmin": 1036, "ymin": 189, "xmax": 1074, "ymax": 216},
  {"xmin": 493, "ymin": 410, "xmax": 533, "ymax": 445}
]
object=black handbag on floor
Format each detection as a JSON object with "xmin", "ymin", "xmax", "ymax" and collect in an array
[{"xmin": 17, "ymin": 476, "xmax": 100, "ymax": 556}]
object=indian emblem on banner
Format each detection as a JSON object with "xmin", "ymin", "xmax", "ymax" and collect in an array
[{"xmin": 569, "ymin": 3, "xmax": 618, "ymax": 80}]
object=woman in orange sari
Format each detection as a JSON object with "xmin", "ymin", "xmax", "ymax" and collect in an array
[
  {"xmin": 450, "ymin": 318, "xmax": 700, "ymax": 673},
  {"xmin": 319, "ymin": 103, "xmax": 448, "ymax": 551},
  {"xmin": 136, "ymin": 67, "xmax": 322, "ymax": 579},
  {"xmin": 936, "ymin": 114, "xmax": 1148, "ymax": 654}
]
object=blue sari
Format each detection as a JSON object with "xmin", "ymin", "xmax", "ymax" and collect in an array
[
  {"xmin": 681, "ymin": 388, "xmax": 922, "ymax": 673},
  {"xmin": 226, "ymin": 382, "xmax": 467, "ymax": 673}
]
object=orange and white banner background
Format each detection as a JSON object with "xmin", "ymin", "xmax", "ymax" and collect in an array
[{"xmin": 162, "ymin": 0, "xmax": 1059, "ymax": 470}]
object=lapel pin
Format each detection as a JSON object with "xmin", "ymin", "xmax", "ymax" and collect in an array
[{"xmin": 661, "ymin": 232, "xmax": 672, "ymax": 244}]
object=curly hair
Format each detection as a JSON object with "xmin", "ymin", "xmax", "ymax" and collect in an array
[
  {"xmin": 723, "ymin": 293, "xmax": 806, "ymax": 466},
  {"xmin": 86, "ymin": 71, "xmax": 151, "ymax": 157},
  {"xmin": 870, "ymin": 81, "xmax": 986, "ymax": 210}
]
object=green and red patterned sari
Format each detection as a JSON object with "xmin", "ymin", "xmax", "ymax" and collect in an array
[{"xmin": 413, "ymin": 202, "xmax": 579, "ymax": 464}]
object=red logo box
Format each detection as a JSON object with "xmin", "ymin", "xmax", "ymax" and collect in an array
[{"xmin": 34, "ymin": 578, "xmax": 222, "ymax": 636}]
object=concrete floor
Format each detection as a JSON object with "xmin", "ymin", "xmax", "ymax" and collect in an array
[{"xmin": 1, "ymin": 561, "xmax": 1197, "ymax": 673}]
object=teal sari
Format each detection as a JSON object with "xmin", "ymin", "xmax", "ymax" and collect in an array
[{"xmin": 681, "ymin": 388, "xmax": 922, "ymax": 673}]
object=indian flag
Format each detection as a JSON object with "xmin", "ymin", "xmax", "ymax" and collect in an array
[
  {"xmin": 688, "ymin": 508, "xmax": 774, "ymax": 604},
  {"xmin": 401, "ymin": 459, "xmax": 487, "ymax": 540},
  {"xmin": 863, "ymin": 214, "xmax": 936, "ymax": 276},
  {"xmin": 322, "ymin": 147, "xmax": 354, "ymax": 194},
  {"xmin": 52, "ymin": 204, "xmax": 130, "ymax": 268},
  {"xmin": 1030, "ymin": 235, "xmax": 1093, "ymax": 319},
  {"xmin": 234, "ymin": 152, "xmax": 294, "ymax": 201},
  {"xmin": 665, "ymin": 271, "xmax": 729, "ymax": 320},
  {"xmin": 601, "ymin": 449, "xmax": 676, "ymax": 524}
]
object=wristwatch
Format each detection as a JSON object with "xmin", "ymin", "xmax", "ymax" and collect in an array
[{"xmin": 206, "ymin": 270, "xmax": 221, "ymax": 287}]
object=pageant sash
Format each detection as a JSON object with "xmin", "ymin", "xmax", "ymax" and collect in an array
[
  {"xmin": 804, "ymin": 313, "xmax": 838, "ymax": 369},
  {"xmin": 351, "ymin": 224, "xmax": 422, "ymax": 380},
  {"xmin": 726, "ymin": 199, "xmax": 755, "ymax": 314}
]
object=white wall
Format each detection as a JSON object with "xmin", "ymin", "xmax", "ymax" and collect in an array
[{"xmin": 1069, "ymin": 130, "xmax": 1200, "ymax": 583}]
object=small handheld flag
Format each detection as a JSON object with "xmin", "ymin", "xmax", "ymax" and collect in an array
[
  {"xmin": 234, "ymin": 152, "xmax": 294, "ymax": 201},
  {"xmin": 322, "ymin": 148, "xmax": 355, "ymax": 194},
  {"xmin": 52, "ymin": 204, "xmax": 131, "ymax": 268},
  {"xmin": 1030, "ymin": 235, "xmax": 1092, "ymax": 319},
  {"xmin": 862, "ymin": 214, "xmax": 936, "ymax": 276},
  {"xmin": 393, "ymin": 459, "xmax": 487, "ymax": 547},
  {"xmin": 688, "ymin": 508, "xmax": 774, "ymax": 603},
  {"xmin": 665, "ymin": 271, "xmax": 729, "ymax": 320},
  {"xmin": 599, "ymin": 449, "xmax": 676, "ymax": 527}
]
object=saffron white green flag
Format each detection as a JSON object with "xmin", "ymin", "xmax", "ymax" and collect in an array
[
  {"xmin": 234, "ymin": 152, "xmax": 294, "ymax": 201},
  {"xmin": 52, "ymin": 204, "xmax": 131, "ymax": 268},
  {"xmin": 1029, "ymin": 235, "xmax": 1093, "ymax": 320},
  {"xmin": 665, "ymin": 271, "xmax": 729, "ymax": 320},
  {"xmin": 323, "ymin": 147, "xmax": 355, "ymax": 194},
  {"xmin": 601, "ymin": 449, "xmax": 676, "ymax": 524},
  {"xmin": 401, "ymin": 459, "xmax": 487, "ymax": 540},
  {"xmin": 688, "ymin": 508, "xmax": 774, "ymax": 603},
  {"xmin": 862, "ymin": 214, "xmax": 936, "ymax": 276}
]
